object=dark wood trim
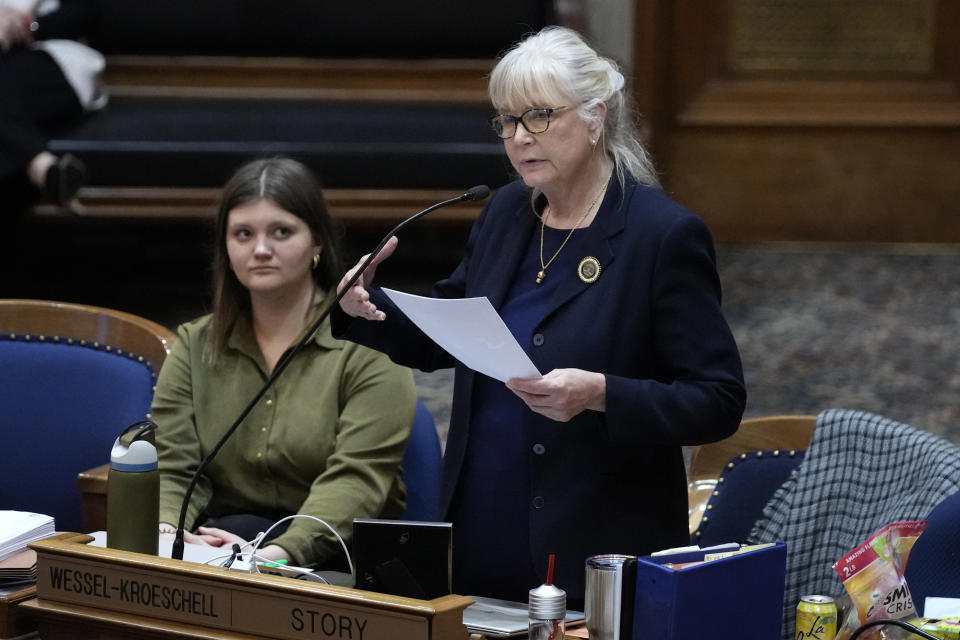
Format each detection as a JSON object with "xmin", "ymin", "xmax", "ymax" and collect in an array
[
  {"xmin": 104, "ymin": 56, "xmax": 494, "ymax": 104},
  {"xmin": 0, "ymin": 584, "xmax": 38, "ymax": 640},
  {"xmin": 934, "ymin": 0, "xmax": 960, "ymax": 81},
  {"xmin": 631, "ymin": 0, "xmax": 673, "ymax": 160},
  {"xmin": 33, "ymin": 187, "xmax": 484, "ymax": 225},
  {"xmin": 671, "ymin": 0, "xmax": 731, "ymax": 117},
  {"xmin": 677, "ymin": 78, "xmax": 960, "ymax": 127},
  {"xmin": 78, "ymin": 463, "xmax": 109, "ymax": 533},
  {"xmin": 662, "ymin": 0, "xmax": 960, "ymax": 128}
]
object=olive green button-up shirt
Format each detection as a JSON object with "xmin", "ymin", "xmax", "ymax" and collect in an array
[{"xmin": 154, "ymin": 311, "xmax": 416, "ymax": 566}]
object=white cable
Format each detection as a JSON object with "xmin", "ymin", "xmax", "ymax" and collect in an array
[
  {"xmin": 202, "ymin": 549, "xmax": 327, "ymax": 583},
  {"xmin": 202, "ymin": 551, "xmax": 239, "ymax": 567},
  {"xmin": 250, "ymin": 514, "xmax": 354, "ymax": 577},
  {"xmin": 201, "ymin": 538, "xmax": 260, "ymax": 568}
]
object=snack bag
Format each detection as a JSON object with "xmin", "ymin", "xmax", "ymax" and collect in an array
[
  {"xmin": 911, "ymin": 617, "xmax": 960, "ymax": 640},
  {"xmin": 832, "ymin": 521, "xmax": 927, "ymax": 638}
]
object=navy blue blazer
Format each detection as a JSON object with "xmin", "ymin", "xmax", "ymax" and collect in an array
[{"xmin": 333, "ymin": 174, "xmax": 746, "ymax": 599}]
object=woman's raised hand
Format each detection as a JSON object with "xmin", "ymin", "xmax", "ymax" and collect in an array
[{"xmin": 337, "ymin": 235, "xmax": 398, "ymax": 321}]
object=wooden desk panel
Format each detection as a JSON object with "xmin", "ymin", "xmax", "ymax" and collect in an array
[
  {"xmin": 21, "ymin": 598, "xmax": 260, "ymax": 640},
  {"xmin": 27, "ymin": 535, "xmax": 471, "ymax": 640},
  {"xmin": 0, "ymin": 584, "xmax": 38, "ymax": 640}
]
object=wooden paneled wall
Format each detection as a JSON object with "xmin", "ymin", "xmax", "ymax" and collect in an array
[{"xmin": 632, "ymin": 0, "xmax": 960, "ymax": 242}]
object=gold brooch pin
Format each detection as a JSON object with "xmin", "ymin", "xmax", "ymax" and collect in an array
[{"xmin": 577, "ymin": 256, "xmax": 601, "ymax": 283}]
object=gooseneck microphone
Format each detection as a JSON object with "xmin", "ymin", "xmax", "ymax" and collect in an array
[{"xmin": 171, "ymin": 185, "xmax": 490, "ymax": 561}]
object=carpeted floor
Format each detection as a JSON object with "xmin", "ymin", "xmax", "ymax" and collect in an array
[
  {"xmin": 721, "ymin": 243, "xmax": 960, "ymax": 443},
  {"xmin": 414, "ymin": 243, "xmax": 960, "ymax": 449}
]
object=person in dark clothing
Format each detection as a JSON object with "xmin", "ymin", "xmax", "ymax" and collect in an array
[
  {"xmin": 1, "ymin": 0, "xmax": 103, "ymax": 208},
  {"xmin": 332, "ymin": 26, "xmax": 746, "ymax": 606}
]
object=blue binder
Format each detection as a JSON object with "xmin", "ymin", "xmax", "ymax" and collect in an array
[{"xmin": 632, "ymin": 542, "xmax": 787, "ymax": 640}]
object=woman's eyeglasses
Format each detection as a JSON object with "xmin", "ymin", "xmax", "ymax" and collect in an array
[{"xmin": 490, "ymin": 107, "xmax": 567, "ymax": 139}]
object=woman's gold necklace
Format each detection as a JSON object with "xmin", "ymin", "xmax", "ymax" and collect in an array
[{"xmin": 536, "ymin": 185, "xmax": 605, "ymax": 284}]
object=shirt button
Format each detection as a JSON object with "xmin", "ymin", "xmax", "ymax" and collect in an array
[
  {"xmin": 261, "ymin": 427, "xmax": 267, "ymax": 432},
  {"xmin": 265, "ymin": 399, "xmax": 273, "ymax": 406},
  {"xmin": 532, "ymin": 333, "xmax": 545, "ymax": 347},
  {"xmin": 533, "ymin": 443, "xmax": 546, "ymax": 455},
  {"xmin": 256, "ymin": 452, "xmax": 262, "ymax": 458},
  {"xmin": 532, "ymin": 496, "xmax": 545, "ymax": 509}
]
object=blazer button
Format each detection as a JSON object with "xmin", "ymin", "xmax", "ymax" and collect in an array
[
  {"xmin": 532, "ymin": 496, "xmax": 545, "ymax": 509},
  {"xmin": 532, "ymin": 443, "xmax": 546, "ymax": 455},
  {"xmin": 532, "ymin": 333, "xmax": 545, "ymax": 347}
]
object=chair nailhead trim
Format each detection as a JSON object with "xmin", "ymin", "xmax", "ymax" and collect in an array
[
  {"xmin": 0, "ymin": 332, "xmax": 156, "ymax": 377},
  {"xmin": 694, "ymin": 447, "xmax": 806, "ymax": 538}
]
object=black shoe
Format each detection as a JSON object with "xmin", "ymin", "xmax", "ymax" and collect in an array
[{"xmin": 43, "ymin": 154, "xmax": 87, "ymax": 207}]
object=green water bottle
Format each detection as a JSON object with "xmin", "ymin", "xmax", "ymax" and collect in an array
[{"xmin": 107, "ymin": 420, "xmax": 159, "ymax": 555}]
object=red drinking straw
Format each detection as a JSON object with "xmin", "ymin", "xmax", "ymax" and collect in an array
[{"xmin": 546, "ymin": 554, "xmax": 556, "ymax": 586}]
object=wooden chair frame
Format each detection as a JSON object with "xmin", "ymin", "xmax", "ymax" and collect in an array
[
  {"xmin": 0, "ymin": 299, "xmax": 175, "ymax": 367},
  {"xmin": 687, "ymin": 415, "xmax": 817, "ymax": 536}
]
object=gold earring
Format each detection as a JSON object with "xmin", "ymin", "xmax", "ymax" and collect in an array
[{"xmin": 312, "ymin": 254, "xmax": 320, "ymax": 270}]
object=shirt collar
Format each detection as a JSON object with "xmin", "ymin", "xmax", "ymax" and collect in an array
[{"xmin": 225, "ymin": 303, "xmax": 342, "ymax": 362}]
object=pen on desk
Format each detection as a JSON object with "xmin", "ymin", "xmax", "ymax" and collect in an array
[{"xmin": 258, "ymin": 559, "xmax": 289, "ymax": 569}]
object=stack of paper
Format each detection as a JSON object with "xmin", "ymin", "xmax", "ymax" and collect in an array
[
  {"xmin": 0, "ymin": 511, "xmax": 53, "ymax": 586},
  {"xmin": 0, "ymin": 548, "xmax": 38, "ymax": 585},
  {"xmin": 0, "ymin": 511, "xmax": 55, "ymax": 563}
]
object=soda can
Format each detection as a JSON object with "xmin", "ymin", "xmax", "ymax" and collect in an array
[{"xmin": 796, "ymin": 595, "xmax": 837, "ymax": 640}]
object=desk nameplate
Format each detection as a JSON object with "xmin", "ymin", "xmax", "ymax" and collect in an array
[{"xmin": 30, "ymin": 535, "xmax": 470, "ymax": 640}]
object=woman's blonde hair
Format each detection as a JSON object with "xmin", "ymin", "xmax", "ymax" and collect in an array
[{"xmin": 489, "ymin": 26, "xmax": 659, "ymax": 189}]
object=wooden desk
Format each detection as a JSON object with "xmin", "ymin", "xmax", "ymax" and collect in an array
[
  {"xmin": 0, "ymin": 583, "xmax": 38, "ymax": 640},
  {"xmin": 76, "ymin": 464, "xmax": 109, "ymax": 533},
  {"xmin": 24, "ymin": 534, "xmax": 472, "ymax": 640}
]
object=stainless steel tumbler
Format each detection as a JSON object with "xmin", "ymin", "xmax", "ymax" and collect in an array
[{"xmin": 584, "ymin": 554, "xmax": 637, "ymax": 640}]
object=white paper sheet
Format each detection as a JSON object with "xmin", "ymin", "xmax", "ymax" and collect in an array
[
  {"xmin": 89, "ymin": 530, "xmax": 224, "ymax": 565},
  {"xmin": 382, "ymin": 288, "xmax": 541, "ymax": 383},
  {"xmin": 923, "ymin": 596, "xmax": 960, "ymax": 617},
  {"xmin": 0, "ymin": 511, "xmax": 55, "ymax": 562}
]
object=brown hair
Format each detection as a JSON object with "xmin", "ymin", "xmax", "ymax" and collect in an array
[{"xmin": 207, "ymin": 157, "xmax": 344, "ymax": 360}]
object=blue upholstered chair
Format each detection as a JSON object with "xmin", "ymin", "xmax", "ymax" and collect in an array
[
  {"xmin": 0, "ymin": 299, "xmax": 174, "ymax": 533},
  {"xmin": 399, "ymin": 400, "xmax": 443, "ymax": 521},
  {"xmin": 904, "ymin": 490, "xmax": 960, "ymax": 614},
  {"xmin": 687, "ymin": 415, "xmax": 816, "ymax": 544}
]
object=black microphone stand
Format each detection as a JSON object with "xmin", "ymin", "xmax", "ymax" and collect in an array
[
  {"xmin": 848, "ymin": 618, "xmax": 940, "ymax": 640},
  {"xmin": 171, "ymin": 186, "xmax": 489, "ymax": 561}
]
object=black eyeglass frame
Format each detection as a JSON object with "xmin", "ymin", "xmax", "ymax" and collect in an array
[{"xmin": 490, "ymin": 106, "xmax": 568, "ymax": 139}]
